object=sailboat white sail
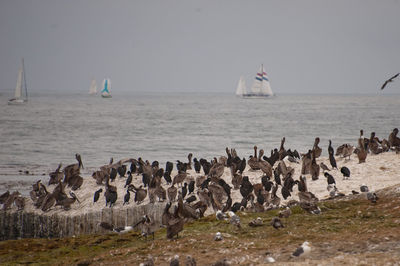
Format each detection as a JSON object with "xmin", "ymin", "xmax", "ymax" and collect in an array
[
  {"xmin": 8, "ymin": 59, "xmax": 28, "ymax": 105},
  {"xmin": 89, "ymin": 79, "xmax": 98, "ymax": 95},
  {"xmin": 237, "ymin": 64, "xmax": 274, "ymax": 98},
  {"xmin": 235, "ymin": 76, "xmax": 247, "ymax": 96},
  {"xmin": 101, "ymin": 78, "xmax": 112, "ymax": 98}
]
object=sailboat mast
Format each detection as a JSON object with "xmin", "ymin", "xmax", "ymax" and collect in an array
[{"xmin": 22, "ymin": 58, "xmax": 28, "ymax": 100}]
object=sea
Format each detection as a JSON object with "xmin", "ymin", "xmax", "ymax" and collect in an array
[{"xmin": 1, "ymin": 92, "xmax": 399, "ymax": 195}]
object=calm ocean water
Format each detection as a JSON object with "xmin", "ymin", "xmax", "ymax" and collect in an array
[{"xmin": 1, "ymin": 92, "xmax": 399, "ymax": 194}]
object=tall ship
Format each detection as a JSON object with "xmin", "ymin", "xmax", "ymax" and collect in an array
[{"xmin": 236, "ymin": 64, "xmax": 274, "ymax": 98}]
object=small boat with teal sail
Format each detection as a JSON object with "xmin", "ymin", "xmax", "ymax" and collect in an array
[{"xmin": 101, "ymin": 78, "xmax": 112, "ymax": 98}]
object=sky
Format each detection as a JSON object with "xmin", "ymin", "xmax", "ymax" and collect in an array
[{"xmin": 0, "ymin": 0, "xmax": 399, "ymax": 95}]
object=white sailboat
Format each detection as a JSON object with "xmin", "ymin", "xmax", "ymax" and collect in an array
[
  {"xmin": 89, "ymin": 79, "xmax": 98, "ymax": 95},
  {"xmin": 101, "ymin": 78, "xmax": 112, "ymax": 98},
  {"xmin": 8, "ymin": 59, "xmax": 28, "ymax": 105},
  {"xmin": 236, "ymin": 64, "xmax": 274, "ymax": 98},
  {"xmin": 235, "ymin": 76, "xmax": 247, "ymax": 96}
]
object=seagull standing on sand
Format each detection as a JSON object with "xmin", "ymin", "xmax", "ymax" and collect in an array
[
  {"xmin": 214, "ymin": 231, "xmax": 223, "ymax": 241},
  {"xmin": 360, "ymin": 184, "xmax": 369, "ymax": 192},
  {"xmin": 228, "ymin": 211, "xmax": 241, "ymax": 229},
  {"xmin": 291, "ymin": 241, "xmax": 311, "ymax": 258},
  {"xmin": 271, "ymin": 217, "xmax": 284, "ymax": 230},
  {"xmin": 216, "ymin": 210, "xmax": 228, "ymax": 220},
  {"xmin": 381, "ymin": 73, "xmax": 399, "ymax": 90}
]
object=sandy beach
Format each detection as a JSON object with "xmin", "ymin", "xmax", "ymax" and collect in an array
[{"xmin": 12, "ymin": 149, "xmax": 400, "ymax": 219}]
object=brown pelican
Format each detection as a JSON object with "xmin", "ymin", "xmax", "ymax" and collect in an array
[
  {"xmin": 167, "ymin": 209, "xmax": 186, "ymax": 239},
  {"xmin": 133, "ymin": 215, "xmax": 157, "ymax": 240},
  {"xmin": 130, "ymin": 185, "xmax": 147, "ymax": 204},
  {"xmin": 208, "ymin": 182, "xmax": 228, "ymax": 211},
  {"xmin": 279, "ymin": 137, "xmax": 287, "ymax": 160},
  {"xmin": 208, "ymin": 162, "xmax": 225, "ymax": 181},
  {"xmin": 162, "ymin": 202, "xmax": 173, "ymax": 227},
  {"xmin": 48, "ymin": 163, "xmax": 63, "ymax": 185},
  {"xmin": 310, "ymin": 150, "xmax": 320, "ymax": 180},
  {"xmin": 355, "ymin": 138, "xmax": 367, "ymax": 163},
  {"xmin": 381, "ymin": 73, "xmax": 399, "ymax": 90},
  {"xmin": 312, "ymin": 137, "xmax": 322, "ymax": 158},
  {"xmin": 176, "ymin": 192, "xmax": 199, "ymax": 219},
  {"xmin": 167, "ymin": 184, "xmax": 178, "ymax": 202},
  {"xmin": 2, "ymin": 191, "xmax": 20, "ymax": 210},
  {"xmin": 187, "ymin": 153, "xmax": 193, "ymax": 170},
  {"xmin": 154, "ymin": 185, "xmax": 166, "ymax": 202},
  {"xmin": 336, "ymin": 144, "xmax": 354, "ymax": 160},
  {"xmin": 33, "ymin": 183, "xmax": 50, "ymax": 209},
  {"xmin": 301, "ymin": 150, "xmax": 312, "ymax": 175},
  {"xmin": 52, "ymin": 181, "xmax": 68, "ymax": 203},
  {"xmin": 258, "ymin": 149, "xmax": 273, "ymax": 177},
  {"xmin": 388, "ymin": 128, "xmax": 400, "ymax": 148},
  {"xmin": 40, "ymin": 192, "xmax": 56, "ymax": 212},
  {"xmin": 368, "ymin": 132, "xmax": 382, "ymax": 154},
  {"xmin": 0, "ymin": 191, "xmax": 10, "ymax": 204},
  {"xmin": 320, "ymin": 162, "xmax": 330, "ymax": 171},
  {"xmin": 70, "ymin": 175, "xmax": 84, "ymax": 190},
  {"xmin": 247, "ymin": 146, "xmax": 260, "ymax": 170},
  {"xmin": 270, "ymin": 184, "xmax": 281, "ymax": 207},
  {"xmin": 63, "ymin": 154, "xmax": 83, "ymax": 185},
  {"xmin": 197, "ymin": 188, "xmax": 212, "ymax": 207},
  {"xmin": 56, "ymin": 191, "xmax": 80, "ymax": 210},
  {"xmin": 231, "ymin": 172, "xmax": 243, "ymax": 190},
  {"xmin": 14, "ymin": 195, "xmax": 25, "ymax": 211},
  {"xmin": 172, "ymin": 172, "xmax": 187, "ymax": 187}
]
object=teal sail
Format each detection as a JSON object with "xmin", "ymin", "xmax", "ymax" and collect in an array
[{"xmin": 101, "ymin": 78, "xmax": 112, "ymax": 98}]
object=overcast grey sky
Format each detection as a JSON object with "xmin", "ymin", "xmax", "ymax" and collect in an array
[{"xmin": 0, "ymin": 0, "xmax": 399, "ymax": 95}]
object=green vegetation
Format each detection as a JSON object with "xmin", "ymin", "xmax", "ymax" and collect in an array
[{"xmin": 1, "ymin": 193, "xmax": 400, "ymax": 265}]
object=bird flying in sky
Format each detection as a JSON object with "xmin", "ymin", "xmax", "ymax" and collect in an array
[{"xmin": 381, "ymin": 73, "xmax": 399, "ymax": 90}]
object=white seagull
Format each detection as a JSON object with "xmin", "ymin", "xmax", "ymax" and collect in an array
[{"xmin": 291, "ymin": 241, "xmax": 311, "ymax": 258}]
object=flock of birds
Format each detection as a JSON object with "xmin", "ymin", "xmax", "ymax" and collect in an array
[{"xmin": 1, "ymin": 127, "xmax": 400, "ymax": 262}]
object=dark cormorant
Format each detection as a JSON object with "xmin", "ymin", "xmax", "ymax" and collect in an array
[
  {"xmin": 124, "ymin": 172, "xmax": 132, "ymax": 188},
  {"xmin": 123, "ymin": 189, "xmax": 130, "ymax": 205},
  {"xmin": 324, "ymin": 172, "xmax": 336, "ymax": 185},
  {"xmin": 328, "ymin": 140, "xmax": 337, "ymax": 169},
  {"xmin": 93, "ymin": 188, "xmax": 102, "ymax": 203},
  {"xmin": 188, "ymin": 180, "xmax": 195, "ymax": 194},
  {"xmin": 193, "ymin": 158, "xmax": 201, "ymax": 173},
  {"xmin": 340, "ymin": 166, "xmax": 350, "ymax": 179},
  {"xmin": 109, "ymin": 168, "xmax": 117, "ymax": 182}
]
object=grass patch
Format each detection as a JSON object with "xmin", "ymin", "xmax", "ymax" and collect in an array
[{"xmin": 1, "ymin": 194, "xmax": 400, "ymax": 265}]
